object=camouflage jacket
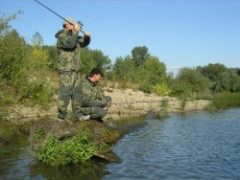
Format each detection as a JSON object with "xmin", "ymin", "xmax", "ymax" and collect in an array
[
  {"xmin": 77, "ymin": 76, "xmax": 110, "ymax": 107},
  {"xmin": 55, "ymin": 29, "xmax": 90, "ymax": 73}
]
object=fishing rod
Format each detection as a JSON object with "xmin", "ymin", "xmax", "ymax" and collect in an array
[{"xmin": 33, "ymin": 0, "xmax": 85, "ymax": 33}]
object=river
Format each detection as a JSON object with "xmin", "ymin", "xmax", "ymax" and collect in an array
[{"xmin": 1, "ymin": 108, "xmax": 240, "ymax": 179}]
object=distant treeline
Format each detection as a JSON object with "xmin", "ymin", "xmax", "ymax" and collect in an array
[{"xmin": 1, "ymin": 12, "xmax": 240, "ymax": 108}]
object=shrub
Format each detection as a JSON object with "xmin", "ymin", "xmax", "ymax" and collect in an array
[
  {"xmin": 37, "ymin": 131, "xmax": 95, "ymax": 166},
  {"xmin": 212, "ymin": 92, "xmax": 240, "ymax": 109},
  {"xmin": 153, "ymin": 83, "xmax": 169, "ymax": 96},
  {"xmin": 139, "ymin": 83, "xmax": 153, "ymax": 94}
]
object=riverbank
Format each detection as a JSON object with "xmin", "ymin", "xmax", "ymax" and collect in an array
[{"xmin": 0, "ymin": 88, "xmax": 211, "ymax": 122}]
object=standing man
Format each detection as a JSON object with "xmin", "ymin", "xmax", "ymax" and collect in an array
[
  {"xmin": 55, "ymin": 17, "xmax": 90, "ymax": 121},
  {"xmin": 74, "ymin": 68, "xmax": 112, "ymax": 121}
]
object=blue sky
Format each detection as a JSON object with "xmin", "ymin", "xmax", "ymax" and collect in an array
[{"xmin": 1, "ymin": 0, "xmax": 240, "ymax": 73}]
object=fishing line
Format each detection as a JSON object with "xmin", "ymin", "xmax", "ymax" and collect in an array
[{"xmin": 33, "ymin": 0, "xmax": 67, "ymax": 23}]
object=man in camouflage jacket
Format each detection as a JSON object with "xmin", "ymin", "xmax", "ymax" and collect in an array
[
  {"xmin": 73, "ymin": 68, "xmax": 112, "ymax": 121},
  {"xmin": 55, "ymin": 17, "xmax": 90, "ymax": 120}
]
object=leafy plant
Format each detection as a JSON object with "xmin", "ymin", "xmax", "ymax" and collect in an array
[{"xmin": 37, "ymin": 130, "xmax": 95, "ymax": 166}]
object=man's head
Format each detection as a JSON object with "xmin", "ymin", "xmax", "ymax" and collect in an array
[
  {"xmin": 63, "ymin": 17, "xmax": 76, "ymax": 26},
  {"xmin": 89, "ymin": 68, "xmax": 104, "ymax": 83},
  {"xmin": 63, "ymin": 17, "xmax": 78, "ymax": 30}
]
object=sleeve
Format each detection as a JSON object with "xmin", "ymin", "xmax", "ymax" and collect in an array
[
  {"xmin": 78, "ymin": 35, "xmax": 91, "ymax": 47},
  {"xmin": 57, "ymin": 31, "xmax": 79, "ymax": 49}
]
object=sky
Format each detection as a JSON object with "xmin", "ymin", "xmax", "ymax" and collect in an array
[{"xmin": 1, "ymin": 0, "xmax": 240, "ymax": 73}]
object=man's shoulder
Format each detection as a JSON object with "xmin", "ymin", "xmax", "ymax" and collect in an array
[
  {"xmin": 81, "ymin": 77, "xmax": 91, "ymax": 86},
  {"xmin": 55, "ymin": 30, "xmax": 66, "ymax": 38}
]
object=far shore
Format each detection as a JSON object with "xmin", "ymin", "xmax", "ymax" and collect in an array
[{"xmin": 1, "ymin": 88, "xmax": 211, "ymax": 123}]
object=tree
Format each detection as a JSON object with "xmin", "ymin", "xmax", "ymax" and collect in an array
[
  {"xmin": 31, "ymin": 32, "xmax": 43, "ymax": 46},
  {"xmin": 218, "ymin": 71, "xmax": 240, "ymax": 92},
  {"xmin": 43, "ymin": 45, "xmax": 58, "ymax": 70},
  {"xmin": 0, "ymin": 29, "xmax": 27, "ymax": 83},
  {"xmin": 144, "ymin": 56, "xmax": 166, "ymax": 84},
  {"xmin": 131, "ymin": 46, "xmax": 149, "ymax": 67},
  {"xmin": 80, "ymin": 49, "xmax": 111, "ymax": 75},
  {"xmin": 197, "ymin": 63, "xmax": 227, "ymax": 92},
  {"xmin": 197, "ymin": 63, "xmax": 227, "ymax": 81},
  {"xmin": 0, "ymin": 11, "xmax": 23, "ymax": 61},
  {"xmin": 112, "ymin": 57, "xmax": 126, "ymax": 81},
  {"xmin": 0, "ymin": 11, "xmax": 23, "ymax": 35},
  {"xmin": 172, "ymin": 67, "xmax": 211, "ymax": 97}
]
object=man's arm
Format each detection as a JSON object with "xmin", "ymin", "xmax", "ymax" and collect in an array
[
  {"xmin": 78, "ymin": 32, "xmax": 91, "ymax": 47},
  {"xmin": 57, "ymin": 31, "xmax": 79, "ymax": 49},
  {"xmin": 81, "ymin": 84, "xmax": 108, "ymax": 107}
]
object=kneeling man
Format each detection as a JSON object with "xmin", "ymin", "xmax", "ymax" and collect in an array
[{"xmin": 74, "ymin": 68, "xmax": 111, "ymax": 121}]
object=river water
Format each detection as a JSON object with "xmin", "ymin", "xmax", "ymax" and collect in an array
[
  {"xmin": 1, "ymin": 109, "xmax": 240, "ymax": 179},
  {"xmin": 104, "ymin": 109, "xmax": 240, "ymax": 180}
]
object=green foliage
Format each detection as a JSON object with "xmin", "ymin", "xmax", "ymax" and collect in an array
[
  {"xmin": 42, "ymin": 45, "xmax": 58, "ymax": 70},
  {"xmin": 0, "ymin": 16, "xmax": 55, "ymax": 107},
  {"xmin": 111, "ymin": 53, "xmax": 167, "ymax": 93},
  {"xmin": 113, "ymin": 56, "xmax": 136, "ymax": 82},
  {"xmin": 217, "ymin": 71, "xmax": 240, "ymax": 92},
  {"xmin": 80, "ymin": 48, "xmax": 111, "ymax": 75},
  {"xmin": 1, "ymin": 12, "xmax": 240, "ymax": 107},
  {"xmin": 0, "ymin": 121, "xmax": 31, "ymax": 146},
  {"xmin": 0, "ymin": 11, "xmax": 23, "ymax": 34},
  {"xmin": 0, "ymin": 29, "xmax": 27, "ymax": 82},
  {"xmin": 144, "ymin": 56, "xmax": 166, "ymax": 84},
  {"xmin": 139, "ymin": 83, "xmax": 153, "ymax": 93},
  {"xmin": 0, "ymin": 80, "xmax": 16, "ymax": 106},
  {"xmin": 131, "ymin": 46, "xmax": 149, "ymax": 67},
  {"xmin": 170, "ymin": 83, "xmax": 192, "ymax": 98},
  {"xmin": 197, "ymin": 63, "xmax": 227, "ymax": 81},
  {"xmin": 153, "ymin": 83, "xmax": 169, "ymax": 96},
  {"xmin": 37, "ymin": 131, "xmax": 95, "ymax": 166},
  {"xmin": 170, "ymin": 68, "xmax": 210, "ymax": 98},
  {"xmin": 160, "ymin": 99, "xmax": 169, "ymax": 108},
  {"xmin": 31, "ymin": 32, "xmax": 43, "ymax": 46},
  {"xmin": 197, "ymin": 63, "xmax": 228, "ymax": 92},
  {"xmin": 212, "ymin": 92, "xmax": 240, "ymax": 109},
  {"xmin": 35, "ymin": 128, "xmax": 46, "ymax": 139}
]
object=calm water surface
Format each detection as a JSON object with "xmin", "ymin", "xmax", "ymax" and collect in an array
[
  {"xmin": 1, "ymin": 109, "xmax": 240, "ymax": 180},
  {"xmin": 104, "ymin": 109, "xmax": 240, "ymax": 180}
]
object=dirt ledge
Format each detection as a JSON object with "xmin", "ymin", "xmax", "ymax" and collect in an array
[{"xmin": 1, "ymin": 88, "xmax": 211, "ymax": 122}]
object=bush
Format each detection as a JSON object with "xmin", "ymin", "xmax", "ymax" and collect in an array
[
  {"xmin": 139, "ymin": 83, "xmax": 153, "ymax": 94},
  {"xmin": 37, "ymin": 131, "xmax": 96, "ymax": 166},
  {"xmin": 0, "ymin": 82, "xmax": 16, "ymax": 106},
  {"xmin": 153, "ymin": 83, "xmax": 169, "ymax": 96},
  {"xmin": 170, "ymin": 84, "xmax": 191, "ymax": 99},
  {"xmin": 20, "ymin": 76, "xmax": 54, "ymax": 106},
  {"xmin": 212, "ymin": 92, "xmax": 240, "ymax": 109}
]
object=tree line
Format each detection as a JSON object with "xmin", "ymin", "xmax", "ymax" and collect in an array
[{"xmin": 1, "ymin": 12, "xmax": 240, "ymax": 108}]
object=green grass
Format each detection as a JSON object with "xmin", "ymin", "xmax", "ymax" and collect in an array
[
  {"xmin": 212, "ymin": 92, "xmax": 240, "ymax": 109},
  {"xmin": 37, "ymin": 130, "xmax": 95, "ymax": 166}
]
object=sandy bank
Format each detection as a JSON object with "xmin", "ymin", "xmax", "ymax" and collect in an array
[{"xmin": 1, "ymin": 88, "xmax": 211, "ymax": 122}]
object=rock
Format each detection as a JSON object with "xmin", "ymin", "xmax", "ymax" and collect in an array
[{"xmin": 29, "ymin": 118, "xmax": 122, "ymax": 162}]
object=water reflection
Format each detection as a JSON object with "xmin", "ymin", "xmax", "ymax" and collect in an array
[
  {"xmin": 29, "ymin": 159, "xmax": 107, "ymax": 180},
  {"xmin": 104, "ymin": 109, "xmax": 240, "ymax": 180},
  {"xmin": 1, "ymin": 109, "xmax": 240, "ymax": 179},
  {"xmin": 0, "ymin": 147, "xmax": 108, "ymax": 180}
]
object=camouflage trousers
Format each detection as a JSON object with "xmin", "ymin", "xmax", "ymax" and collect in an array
[
  {"xmin": 57, "ymin": 71, "xmax": 79, "ymax": 119},
  {"xmin": 81, "ymin": 106, "xmax": 108, "ymax": 120}
]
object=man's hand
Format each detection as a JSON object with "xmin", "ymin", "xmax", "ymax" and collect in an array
[
  {"xmin": 84, "ymin": 31, "xmax": 90, "ymax": 36},
  {"xmin": 73, "ymin": 24, "xmax": 80, "ymax": 32}
]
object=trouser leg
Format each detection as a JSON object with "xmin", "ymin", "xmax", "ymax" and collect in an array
[
  {"xmin": 90, "ymin": 106, "xmax": 107, "ymax": 120},
  {"xmin": 57, "ymin": 72, "xmax": 76, "ymax": 119},
  {"xmin": 72, "ymin": 74, "xmax": 83, "ymax": 119}
]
